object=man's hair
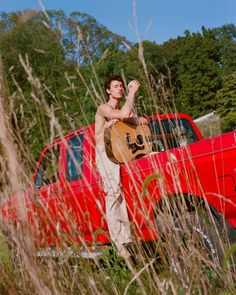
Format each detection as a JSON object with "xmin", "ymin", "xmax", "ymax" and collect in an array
[{"xmin": 104, "ymin": 75, "xmax": 124, "ymax": 96}]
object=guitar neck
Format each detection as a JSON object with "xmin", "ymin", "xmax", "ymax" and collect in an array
[{"xmin": 146, "ymin": 133, "xmax": 173, "ymax": 141}]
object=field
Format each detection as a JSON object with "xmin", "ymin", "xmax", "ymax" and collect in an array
[
  {"xmin": 0, "ymin": 12, "xmax": 236, "ymax": 294},
  {"xmin": 0, "ymin": 104, "xmax": 236, "ymax": 295}
]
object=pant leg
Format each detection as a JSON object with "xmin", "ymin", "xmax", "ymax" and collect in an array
[{"xmin": 96, "ymin": 148, "xmax": 132, "ymax": 252}]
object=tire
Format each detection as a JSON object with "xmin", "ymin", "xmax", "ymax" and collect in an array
[{"xmin": 169, "ymin": 211, "xmax": 226, "ymax": 276}]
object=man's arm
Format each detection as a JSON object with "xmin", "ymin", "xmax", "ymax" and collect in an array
[
  {"xmin": 100, "ymin": 80, "xmax": 140, "ymax": 120},
  {"xmin": 125, "ymin": 80, "xmax": 148, "ymax": 124},
  {"xmin": 125, "ymin": 80, "xmax": 140, "ymax": 111}
]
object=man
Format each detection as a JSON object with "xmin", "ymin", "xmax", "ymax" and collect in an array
[{"xmin": 95, "ymin": 74, "xmax": 147, "ymax": 260}]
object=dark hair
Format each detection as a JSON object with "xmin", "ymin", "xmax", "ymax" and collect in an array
[{"xmin": 104, "ymin": 75, "xmax": 124, "ymax": 96}]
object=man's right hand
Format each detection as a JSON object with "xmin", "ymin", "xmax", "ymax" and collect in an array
[{"xmin": 128, "ymin": 80, "xmax": 140, "ymax": 94}]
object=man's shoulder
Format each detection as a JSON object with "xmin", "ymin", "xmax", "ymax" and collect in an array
[
  {"xmin": 98, "ymin": 103, "xmax": 112, "ymax": 113},
  {"xmin": 96, "ymin": 103, "xmax": 109, "ymax": 119},
  {"xmin": 99, "ymin": 102, "xmax": 111, "ymax": 108}
]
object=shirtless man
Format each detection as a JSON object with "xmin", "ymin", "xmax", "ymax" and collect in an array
[{"xmin": 95, "ymin": 74, "xmax": 147, "ymax": 260}]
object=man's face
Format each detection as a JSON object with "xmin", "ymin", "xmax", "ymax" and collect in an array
[{"xmin": 107, "ymin": 80, "xmax": 124, "ymax": 99}]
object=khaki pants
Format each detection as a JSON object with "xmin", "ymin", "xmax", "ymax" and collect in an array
[{"xmin": 96, "ymin": 147, "xmax": 132, "ymax": 252}]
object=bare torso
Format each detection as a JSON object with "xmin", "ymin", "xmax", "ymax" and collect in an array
[
  {"xmin": 95, "ymin": 105, "xmax": 109, "ymax": 149},
  {"xmin": 95, "ymin": 103, "xmax": 141, "ymax": 149}
]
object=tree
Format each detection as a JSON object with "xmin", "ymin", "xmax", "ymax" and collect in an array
[
  {"xmin": 176, "ymin": 28, "xmax": 221, "ymax": 118},
  {"xmin": 0, "ymin": 11, "xmax": 68, "ymax": 159},
  {"xmin": 142, "ymin": 39, "xmax": 184, "ymax": 113},
  {"xmin": 46, "ymin": 10, "xmax": 130, "ymax": 65},
  {"xmin": 0, "ymin": 11, "xmax": 67, "ymax": 95},
  {"xmin": 214, "ymin": 24, "xmax": 236, "ymax": 76},
  {"xmin": 216, "ymin": 72, "xmax": 236, "ymax": 132}
]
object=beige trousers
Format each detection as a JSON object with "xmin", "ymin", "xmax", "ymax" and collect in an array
[{"xmin": 96, "ymin": 147, "xmax": 132, "ymax": 252}]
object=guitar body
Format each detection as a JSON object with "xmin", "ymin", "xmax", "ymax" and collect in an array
[{"xmin": 104, "ymin": 121, "xmax": 153, "ymax": 163}]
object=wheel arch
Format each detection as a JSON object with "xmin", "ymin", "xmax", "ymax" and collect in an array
[{"xmin": 155, "ymin": 193, "xmax": 225, "ymax": 235}]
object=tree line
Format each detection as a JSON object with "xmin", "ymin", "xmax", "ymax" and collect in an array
[{"xmin": 0, "ymin": 10, "xmax": 235, "ymax": 161}]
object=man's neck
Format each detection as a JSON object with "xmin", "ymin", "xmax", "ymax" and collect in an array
[{"xmin": 107, "ymin": 97, "xmax": 120, "ymax": 109}]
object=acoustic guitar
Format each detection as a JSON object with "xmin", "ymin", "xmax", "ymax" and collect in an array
[{"xmin": 104, "ymin": 121, "xmax": 153, "ymax": 163}]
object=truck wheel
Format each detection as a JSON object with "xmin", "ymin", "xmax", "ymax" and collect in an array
[{"xmin": 168, "ymin": 211, "xmax": 226, "ymax": 276}]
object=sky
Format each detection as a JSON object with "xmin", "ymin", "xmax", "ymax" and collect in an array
[{"xmin": 0, "ymin": 0, "xmax": 236, "ymax": 44}]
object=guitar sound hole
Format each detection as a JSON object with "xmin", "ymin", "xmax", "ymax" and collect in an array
[
  {"xmin": 136, "ymin": 135, "xmax": 143, "ymax": 145},
  {"xmin": 126, "ymin": 133, "xmax": 131, "ymax": 144}
]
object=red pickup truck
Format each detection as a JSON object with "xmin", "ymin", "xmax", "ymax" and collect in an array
[{"xmin": 2, "ymin": 113, "xmax": 236, "ymax": 262}]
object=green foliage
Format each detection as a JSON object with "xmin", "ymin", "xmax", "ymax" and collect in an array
[
  {"xmin": 214, "ymin": 24, "xmax": 236, "ymax": 76},
  {"xmin": 216, "ymin": 72, "xmax": 236, "ymax": 132},
  {"xmin": 1, "ymin": 10, "xmax": 236, "ymax": 162},
  {"xmin": 47, "ymin": 10, "xmax": 130, "ymax": 65},
  {"xmin": 0, "ymin": 11, "xmax": 70, "ymax": 159},
  {"xmin": 0, "ymin": 12, "xmax": 66, "ymax": 92},
  {"xmin": 176, "ymin": 28, "xmax": 221, "ymax": 118}
]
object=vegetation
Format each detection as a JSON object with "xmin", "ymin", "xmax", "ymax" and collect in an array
[
  {"xmin": 0, "ymin": 10, "xmax": 236, "ymax": 157},
  {"xmin": 0, "ymin": 8, "xmax": 236, "ymax": 295}
]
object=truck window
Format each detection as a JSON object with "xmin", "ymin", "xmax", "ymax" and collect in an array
[
  {"xmin": 35, "ymin": 145, "xmax": 60, "ymax": 187},
  {"xmin": 66, "ymin": 134, "xmax": 84, "ymax": 181},
  {"xmin": 149, "ymin": 118, "xmax": 199, "ymax": 152}
]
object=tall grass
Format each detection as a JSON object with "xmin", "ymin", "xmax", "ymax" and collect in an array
[{"xmin": 0, "ymin": 6, "xmax": 236, "ymax": 295}]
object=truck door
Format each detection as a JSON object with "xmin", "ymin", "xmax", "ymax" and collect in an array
[
  {"xmin": 32, "ymin": 143, "xmax": 62, "ymax": 247},
  {"xmin": 60, "ymin": 131, "xmax": 106, "ymax": 246}
]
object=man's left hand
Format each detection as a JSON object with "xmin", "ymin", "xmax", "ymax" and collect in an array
[{"xmin": 138, "ymin": 116, "xmax": 148, "ymax": 125}]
